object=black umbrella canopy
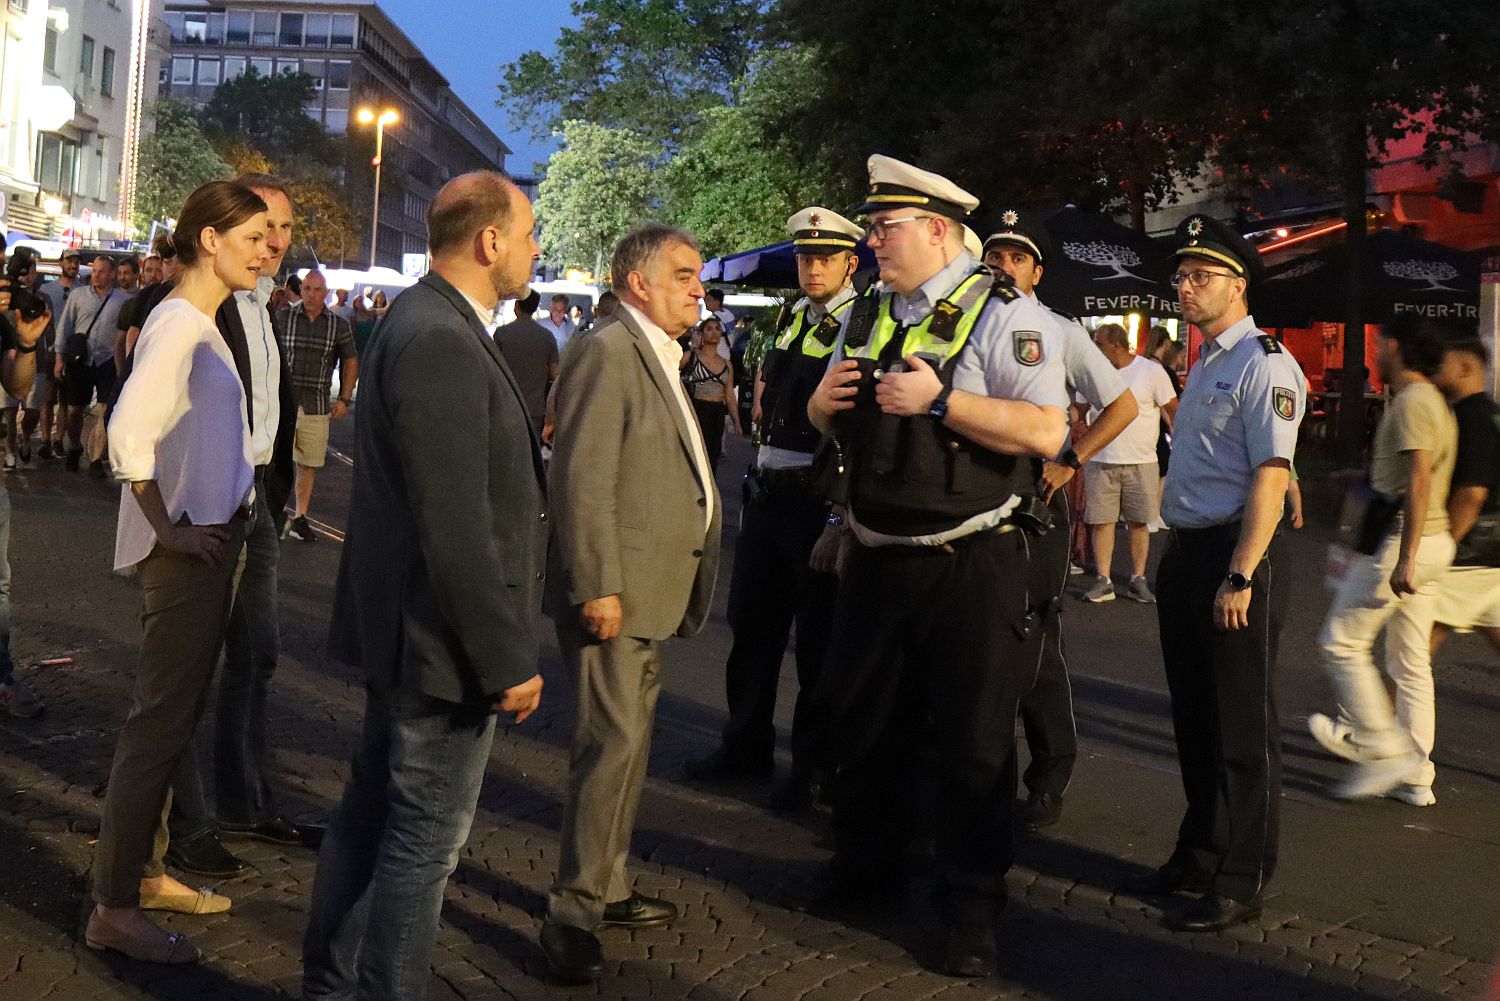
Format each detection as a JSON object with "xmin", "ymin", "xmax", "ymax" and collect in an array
[
  {"xmin": 1256, "ymin": 229, "xmax": 1481, "ymax": 328},
  {"xmin": 1038, "ymin": 207, "xmax": 1180, "ymax": 319}
]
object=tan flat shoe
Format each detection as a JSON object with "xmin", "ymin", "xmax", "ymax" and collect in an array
[
  {"xmin": 139, "ymin": 886, "xmax": 232, "ymax": 915},
  {"xmin": 85, "ymin": 911, "xmax": 200, "ymax": 964}
]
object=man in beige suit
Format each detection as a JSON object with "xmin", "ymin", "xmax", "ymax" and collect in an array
[{"xmin": 539, "ymin": 223, "xmax": 722, "ymax": 983}]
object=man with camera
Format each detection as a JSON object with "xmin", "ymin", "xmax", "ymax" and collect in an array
[
  {"xmin": 0, "ymin": 260, "xmax": 53, "ymax": 716},
  {"xmin": 54, "ymin": 254, "xmax": 127, "ymax": 473}
]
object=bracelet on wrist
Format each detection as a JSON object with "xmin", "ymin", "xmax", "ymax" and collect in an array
[{"xmin": 13, "ymin": 341, "xmax": 38, "ymax": 354}]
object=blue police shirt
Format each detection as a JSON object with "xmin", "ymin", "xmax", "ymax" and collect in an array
[
  {"xmin": 1028, "ymin": 292, "xmax": 1127, "ymax": 412},
  {"xmin": 1161, "ymin": 315, "xmax": 1305, "ymax": 529}
]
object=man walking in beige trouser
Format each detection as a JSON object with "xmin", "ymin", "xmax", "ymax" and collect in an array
[{"xmin": 540, "ymin": 223, "xmax": 722, "ymax": 983}]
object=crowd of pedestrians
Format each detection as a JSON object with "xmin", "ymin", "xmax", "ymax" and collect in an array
[{"xmin": 0, "ymin": 152, "xmax": 1496, "ymax": 997}]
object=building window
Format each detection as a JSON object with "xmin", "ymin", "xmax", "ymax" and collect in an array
[
  {"xmin": 44, "ymin": 25, "xmax": 58, "ymax": 73},
  {"xmin": 279, "ymin": 13, "xmax": 303, "ymax": 46},
  {"xmin": 223, "ymin": 56, "xmax": 246, "ymax": 80},
  {"xmin": 325, "ymin": 106, "xmax": 348, "ymax": 133},
  {"xmin": 326, "ymin": 60, "xmax": 350, "ymax": 90},
  {"xmin": 171, "ymin": 56, "xmax": 194, "ymax": 85},
  {"xmin": 206, "ymin": 12, "xmax": 226, "ymax": 44},
  {"xmin": 80, "ymin": 35, "xmax": 95, "ymax": 78},
  {"xmin": 251, "ymin": 11, "xmax": 277, "ymax": 45},
  {"xmin": 250, "ymin": 57, "xmax": 273, "ymax": 77},
  {"xmin": 182, "ymin": 12, "xmax": 207, "ymax": 42},
  {"xmin": 275, "ymin": 58, "xmax": 299, "ymax": 76},
  {"xmin": 303, "ymin": 100, "xmax": 322, "ymax": 124},
  {"xmin": 36, "ymin": 133, "xmax": 79, "ymax": 196},
  {"xmin": 302, "ymin": 58, "xmax": 324, "ymax": 89},
  {"xmin": 165, "ymin": 12, "xmax": 184, "ymax": 43},
  {"xmin": 227, "ymin": 10, "xmax": 251, "ymax": 44},
  {"xmin": 304, "ymin": 13, "xmax": 330, "ymax": 46},
  {"xmin": 331, "ymin": 13, "xmax": 356, "ymax": 47},
  {"xmin": 94, "ymin": 138, "xmax": 107, "ymax": 201},
  {"xmin": 101, "ymin": 47, "xmax": 115, "ymax": 96},
  {"xmin": 197, "ymin": 57, "xmax": 221, "ymax": 86}
]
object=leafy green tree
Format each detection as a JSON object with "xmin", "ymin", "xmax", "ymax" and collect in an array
[
  {"xmin": 534, "ymin": 120, "xmax": 662, "ymax": 277},
  {"xmin": 498, "ymin": 0, "xmax": 771, "ymax": 144},
  {"xmin": 216, "ymin": 142, "xmax": 362, "ymax": 267},
  {"xmin": 198, "ymin": 67, "xmax": 331, "ymax": 166},
  {"xmin": 133, "ymin": 100, "xmax": 231, "ymax": 231}
]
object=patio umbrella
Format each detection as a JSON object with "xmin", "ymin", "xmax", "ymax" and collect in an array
[
  {"xmin": 700, "ymin": 240, "xmax": 876, "ymax": 289},
  {"xmin": 5, "ymin": 230, "xmax": 33, "ymax": 247},
  {"xmin": 1256, "ymin": 229, "xmax": 1481, "ymax": 327},
  {"xmin": 1038, "ymin": 207, "xmax": 1180, "ymax": 318}
]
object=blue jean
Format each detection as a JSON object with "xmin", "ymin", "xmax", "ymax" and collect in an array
[
  {"xmin": 215, "ymin": 481, "xmax": 281, "ymax": 824},
  {"xmin": 0, "ymin": 486, "xmax": 13, "ymax": 684},
  {"xmin": 301, "ymin": 688, "xmax": 496, "ymax": 1001}
]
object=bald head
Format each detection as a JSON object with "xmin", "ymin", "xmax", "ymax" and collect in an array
[{"xmin": 427, "ymin": 172, "xmax": 520, "ymax": 256}]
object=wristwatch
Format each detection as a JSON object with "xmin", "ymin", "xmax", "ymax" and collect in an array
[
  {"xmin": 927, "ymin": 385, "xmax": 953, "ymax": 420},
  {"xmin": 1059, "ymin": 447, "xmax": 1082, "ymax": 470},
  {"xmin": 826, "ymin": 511, "xmax": 845, "ymax": 527},
  {"xmin": 1224, "ymin": 571, "xmax": 1253, "ymax": 591}
]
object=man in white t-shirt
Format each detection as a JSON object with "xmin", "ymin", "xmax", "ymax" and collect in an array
[{"xmin": 1082, "ymin": 322, "xmax": 1178, "ymax": 603}]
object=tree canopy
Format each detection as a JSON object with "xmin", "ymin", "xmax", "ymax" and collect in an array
[
  {"xmin": 533, "ymin": 120, "xmax": 662, "ymax": 279},
  {"xmin": 133, "ymin": 100, "xmax": 232, "ymax": 231}
]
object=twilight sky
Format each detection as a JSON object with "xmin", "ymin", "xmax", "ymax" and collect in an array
[{"xmin": 378, "ymin": 0, "xmax": 574, "ymax": 176}]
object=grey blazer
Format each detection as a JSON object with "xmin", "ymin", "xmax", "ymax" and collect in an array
[
  {"xmin": 328, "ymin": 272, "xmax": 548, "ymax": 706},
  {"xmin": 545, "ymin": 308, "xmax": 722, "ymax": 639}
]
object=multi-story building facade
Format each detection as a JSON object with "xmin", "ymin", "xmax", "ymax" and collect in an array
[
  {"xmin": 159, "ymin": 0, "xmax": 510, "ymax": 269},
  {"xmin": 0, "ymin": 0, "xmax": 165, "ymax": 240}
]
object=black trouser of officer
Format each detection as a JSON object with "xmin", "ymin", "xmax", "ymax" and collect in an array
[
  {"xmin": 719, "ymin": 468, "xmax": 838, "ymax": 775},
  {"xmin": 1018, "ymin": 489, "xmax": 1077, "ymax": 800},
  {"xmin": 1155, "ymin": 522, "xmax": 1286, "ymax": 904},
  {"xmin": 824, "ymin": 527, "xmax": 1039, "ymax": 924}
]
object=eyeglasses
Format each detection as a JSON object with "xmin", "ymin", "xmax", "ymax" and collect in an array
[
  {"xmin": 1169, "ymin": 269, "xmax": 1240, "ymax": 288},
  {"xmin": 864, "ymin": 215, "xmax": 936, "ymax": 241}
]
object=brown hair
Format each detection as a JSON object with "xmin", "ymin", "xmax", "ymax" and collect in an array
[
  {"xmin": 427, "ymin": 172, "xmax": 516, "ymax": 255},
  {"xmin": 232, "ymin": 171, "xmax": 290, "ymax": 200},
  {"xmin": 151, "ymin": 232, "xmax": 177, "ymax": 260},
  {"xmin": 173, "ymin": 180, "xmax": 268, "ymax": 268}
]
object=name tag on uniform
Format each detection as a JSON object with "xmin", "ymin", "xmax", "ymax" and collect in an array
[{"xmin": 1215, "ymin": 381, "xmax": 1233, "ymax": 391}]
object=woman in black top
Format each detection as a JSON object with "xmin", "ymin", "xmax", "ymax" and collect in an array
[{"xmin": 679, "ymin": 317, "xmax": 740, "ymax": 470}]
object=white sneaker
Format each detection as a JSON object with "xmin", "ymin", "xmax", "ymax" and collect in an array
[
  {"xmin": 1308, "ymin": 713, "xmax": 1361, "ymax": 762},
  {"xmin": 1383, "ymin": 783, "xmax": 1436, "ymax": 807},
  {"xmin": 1333, "ymin": 750, "xmax": 1423, "ymax": 800}
]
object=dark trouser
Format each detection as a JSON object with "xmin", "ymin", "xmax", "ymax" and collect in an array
[
  {"xmin": 1155, "ymin": 524, "xmax": 1286, "ymax": 904},
  {"xmin": 92, "ymin": 521, "xmax": 247, "ymax": 906},
  {"xmin": 1018, "ymin": 490, "xmax": 1077, "ymax": 799},
  {"xmin": 302, "ymin": 688, "xmax": 496, "ymax": 1001},
  {"xmin": 0, "ymin": 486, "xmax": 13, "ymax": 685},
  {"xmin": 215, "ymin": 477, "xmax": 282, "ymax": 825},
  {"xmin": 719, "ymin": 474, "xmax": 838, "ymax": 774},
  {"xmin": 825, "ymin": 529, "xmax": 1039, "ymax": 924},
  {"xmin": 691, "ymin": 397, "xmax": 726, "ymax": 471}
]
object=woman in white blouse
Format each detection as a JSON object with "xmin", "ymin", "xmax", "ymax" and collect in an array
[{"xmin": 86, "ymin": 180, "xmax": 270, "ymax": 965}]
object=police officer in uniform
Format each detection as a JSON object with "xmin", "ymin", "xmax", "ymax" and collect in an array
[
  {"xmin": 685, "ymin": 207, "xmax": 863, "ymax": 810},
  {"xmin": 808, "ymin": 157, "xmax": 1069, "ymax": 977},
  {"xmin": 975, "ymin": 209, "xmax": 1137, "ymax": 831},
  {"xmin": 1122, "ymin": 215, "xmax": 1304, "ymax": 932}
]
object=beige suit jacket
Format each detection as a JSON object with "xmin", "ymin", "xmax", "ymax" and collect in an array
[{"xmin": 545, "ymin": 310, "xmax": 722, "ymax": 639}]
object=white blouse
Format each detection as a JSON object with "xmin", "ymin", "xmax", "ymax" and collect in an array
[{"xmin": 109, "ymin": 298, "xmax": 255, "ymax": 570}]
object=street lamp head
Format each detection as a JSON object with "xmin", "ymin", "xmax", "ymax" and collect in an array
[
  {"xmin": 379, "ymin": 110, "xmax": 399, "ymax": 125},
  {"xmin": 356, "ymin": 107, "xmax": 376, "ymax": 125},
  {"xmin": 42, "ymin": 197, "xmax": 65, "ymax": 217}
]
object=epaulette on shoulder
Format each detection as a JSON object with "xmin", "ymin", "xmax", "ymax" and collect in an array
[
  {"xmin": 1047, "ymin": 304, "xmax": 1077, "ymax": 323},
  {"xmin": 988, "ymin": 275, "xmax": 1019, "ymax": 302},
  {"xmin": 1256, "ymin": 334, "xmax": 1282, "ymax": 355}
]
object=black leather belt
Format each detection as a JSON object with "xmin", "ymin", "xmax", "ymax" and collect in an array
[{"xmin": 757, "ymin": 466, "xmax": 815, "ymax": 492}]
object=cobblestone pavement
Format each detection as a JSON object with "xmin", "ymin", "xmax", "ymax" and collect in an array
[{"xmin": 0, "ymin": 434, "xmax": 1497, "ymax": 1001}]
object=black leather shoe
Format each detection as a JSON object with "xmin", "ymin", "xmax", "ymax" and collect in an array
[
  {"xmin": 163, "ymin": 832, "xmax": 251, "ymax": 879},
  {"xmin": 218, "ymin": 815, "xmax": 303, "ymax": 846},
  {"xmin": 1119, "ymin": 861, "xmax": 1212, "ymax": 896},
  {"xmin": 539, "ymin": 922, "xmax": 604, "ymax": 983},
  {"xmin": 771, "ymin": 775, "xmax": 814, "ymax": 812},
  {"xmin": 1166, "ymin": 893, "xmax": 1261, "ymax": 932},
  {"xmin": 1019, "ymin": 793, "xmax": 1063, "ymax": 832},
  {"xmin": 600, "ymin": 892, "xmax": 677, "ymax": 929},
  {"xmin": 682, "ymin": 749, "xmax": 774, "ymax": 782},
  {"xmin": 295, "ymin": 822, "xmax": 326, "ymax": 849},
  {"xmin": 941, "ymin": 922, "xmax": 997, "ymax": 978}
]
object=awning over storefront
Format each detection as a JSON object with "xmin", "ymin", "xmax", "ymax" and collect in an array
[{"xmin": 1256, "ymin": 229, "xmax": 1481, "ymax": 327}]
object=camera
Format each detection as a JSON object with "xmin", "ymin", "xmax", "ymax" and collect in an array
[{"xmin": 3, "ymin": 247, "xmax": 48, "ymax": 323}]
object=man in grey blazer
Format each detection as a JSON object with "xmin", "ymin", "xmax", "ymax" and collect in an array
[
  {"xmin": 540, "ymin": 224, "xmax": 722, "ymax": 982},
  {"xmin": 302, "ymin": 173, "xmax": 547, "ymax": 1001}
]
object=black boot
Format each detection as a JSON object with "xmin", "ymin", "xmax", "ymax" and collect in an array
[{"xmin": 65, "ymin": 447, "xmax": 82, "ymax": 472}]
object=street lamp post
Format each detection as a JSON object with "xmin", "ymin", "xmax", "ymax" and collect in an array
[{"xmin": 356, "ymin": 107, "xmax": 399, "ymax": 269}]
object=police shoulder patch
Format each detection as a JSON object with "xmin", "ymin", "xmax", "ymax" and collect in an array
[
  {"xmin": 1273, "ymin": 386, "xmax": 1295, "ymax": 421},
  {"xmin": 1256, "ymin": 334, "xmax": 1282, "ymax": 354},
  {"xmin": 1014, "ymin": 330, "xmax": 1043, "ymax": 367}
]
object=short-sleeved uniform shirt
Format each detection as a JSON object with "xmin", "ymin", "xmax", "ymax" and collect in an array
[
  {"xmin": 1370, "ymin": 380, "xmax": 1457, "ymax": 537},
  {"xmin": 1032, "ymin": 294, "xmax": 1126, "ymax": 415},
  {"xmin": 1450, "ymin": 392, "xmax": 1500, "ymax": 565},
  {"xmin": 1161, "ymin": 316, "xmax": 1306, "ymax": 529}
]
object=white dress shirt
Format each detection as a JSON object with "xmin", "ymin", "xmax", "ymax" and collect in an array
[
  {"xmin": 110, "ymin": 299, "xmax": 255, "ymax": 570},
  {"xmin": 621, "ymin": 302, "xmax": 715, "ymax": 533},
  {"xmin": 236, "ymin": 276, "xmax": 283, "ymax": 466}
]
